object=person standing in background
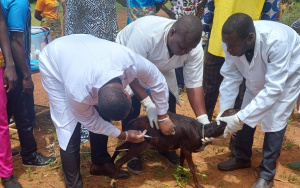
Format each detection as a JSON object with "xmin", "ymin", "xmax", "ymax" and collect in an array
[
  {"xmin": 1, "ymin": 0, "xmax": 56, "ymax": 167},
  {"xmin": 34, "ymin": 0, "xmax": 62, "ymax": 40},
  {"xmin": 62, "ymin": 0, "xmax": 118, "ymax": 41},
  {"xmin": 125, "ymin": 0, "xmax": 165, "ymax": 25},
  {"xmin": 0, "ymin": 2, "xmax": 22, "ymax": 188}
]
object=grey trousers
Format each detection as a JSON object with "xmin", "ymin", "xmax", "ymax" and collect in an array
[{"xmin": 235, "ymin": 124, "xmax": 286, "ymax": 181}]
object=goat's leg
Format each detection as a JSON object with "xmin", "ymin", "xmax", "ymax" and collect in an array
[
  {"xmin": 181, "ymin": 148, "xmax": 203, "ymax": 188},
  {"xmin": 180, "ymin": 148, "xmax": 185, "ymax": 166},
  {"xmin": 111, "ymin": 142, "xmax": 131, "ymax": 162},
  {"xmin": 111, "ymin": 142, "xmax": 150, "ymax": 188}
]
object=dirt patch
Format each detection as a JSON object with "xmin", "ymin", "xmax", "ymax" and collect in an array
[{"xmin": 6, "ymin": 10, "xmax": 300, "ymax": 188}]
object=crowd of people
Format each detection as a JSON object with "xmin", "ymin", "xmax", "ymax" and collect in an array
[{"xmin": 0, "ymin": 0, "xmax": 299, "ymax": 188}]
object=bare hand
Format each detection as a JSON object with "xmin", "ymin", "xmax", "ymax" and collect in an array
[
  {"xmin": 126, "ymin": 130, "xmax": 147, "ymax": 143},
  {"xmin": 3, "ymin": 66, "xmax": 18, "ymax": 92},
  {"xmin": 158, "ymin": 116, "xmax": 175, "ymax": 135},
  {"xmin": 22, "ymin": 77, "xmax": 34, "ymax": 94}
]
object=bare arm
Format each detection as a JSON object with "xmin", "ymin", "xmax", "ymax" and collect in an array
[
  {"xmin": 10, "ymin": 31, "xmax": 34, "ymax": 94},
  {"xmin": 129, "ymin": 78, "xmax": 148, "ymax": 101},
  {"xmin": 0, "ymin": 4, "xmax": 17, "ymax": 92},
  {"xmin": 129, "ymin": 78, "xmax": 168, "ymax": 120},
  {"xmin": 161, "ymin": 4, "xmax": 176, "ymax": 19},
  {"xmin": 34, "ymin": 9, "xmax": 43, "ymax": 21},
  {"xmin": 186, "ymin": 86, "xmax": 207, "ymax": 116}
]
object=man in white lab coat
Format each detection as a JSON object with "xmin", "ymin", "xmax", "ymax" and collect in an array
[
  {"xmin": 38, "ymin": 34, "xmax": 175, "ymax": 187},
  {"xmin": 216, "ymin": 13, "xmax": 300, "ymax": 188},
  {"xmin": 115, "ymin": 15, "xmax": 209, "ymax": 173}
]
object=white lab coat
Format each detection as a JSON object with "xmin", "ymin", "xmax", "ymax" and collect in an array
[
  {"xmin": 116, "ymin": 16, "xmax": 204, "ymax": 102},
  {"xmin": 38, "ymin": 34, "xmax": 169, "ymax": 150},
  {"xmin": 220, "ymin": 21, "xmax": 300, "ymax": 132}
]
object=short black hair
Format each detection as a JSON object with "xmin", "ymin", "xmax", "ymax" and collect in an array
[
  {"xmin": 98, "ymin": 81, "xmax": 131, "ymax": 121},
  {"xmin": 222, "ymin": 13, "xmax": 255, "ymax": 39},
  {"xmin": 172, "ymin": 15, "xmax": 203, "ymax": 45}
]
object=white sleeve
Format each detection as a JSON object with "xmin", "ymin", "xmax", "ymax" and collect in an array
[
  {"xmin": 183, "ymin": 42, "xmax": 204, "ymax": 88},
  {"xmin": 219, "ymin": 53, "xmax": 244, "ymax": 110},
  {"xmin": 117, "ymin": 27, "xmax": 150, "ymax": 58},
  {"xmin": 237, "ymin": 41, "xmax": 291, "ymax": 127},
  {"xmin": 66, "ymin": 91, "xmax": 121, "ymax": 138},
  {"xmin": 130, "ymin": 53, "xmax": 169, "ymax": 115}
]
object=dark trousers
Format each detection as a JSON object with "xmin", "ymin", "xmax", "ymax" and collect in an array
[
  {"xmin": 175, "ymin": 67, "xmax": 184, "ymax": 89},
  {"xmin": 6, "ymin": 69, "xmax": 37, "ymax": 159},
  {"xmin": 235, "ymin": 124, "xmax": 286, "ymax": 181},
  {"xmin": 203, "ymin": 52, "xmax": 246, "ymax": 121},
  {"xmin": 60, "ymin": 123, "xmax": 83, "ymax": 188},
  {"xmin": 122, "ymin": 92, "xmax": 176, "ymax": 129},
  {"xmin": 60, "ymin": 106, "xmax": 113, "ymax": 188},
  {"xmin": 89, "ymin": 106, "xmax": 112, "ymax": 166}
]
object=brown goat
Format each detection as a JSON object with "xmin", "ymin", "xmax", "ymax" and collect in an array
[{"xmin": 110, "ymin": 109, "xmax": 236, "ymax": 188}]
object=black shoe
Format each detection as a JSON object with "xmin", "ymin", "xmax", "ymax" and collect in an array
[
  {"xmin": 159, "ymin": 151, "xmax": 180, "ymax": 167},
  {"xmin": 12, "ymin": 150, "xmax": 19, "ymax": 157},
  {"xmin": 1, "ymin": 175, "xmax": 22, "ymax": 188},
  {"xmin": 127, "ymin": 157, "xmax": 142, "ymax": 175},
  {"xmin": 217, "ymin": 158, "xmax": 251, "ymax": 171},
  {"xmin": 251, "ymin": 178, "xmax": 274, "ymax": 188},
  {"xmin": 90, "ymin": 162, "xmax": 130, "ymax": 179},
  {"xmin": 22, "ymin": 153, "xmax": 56, "ymax": 167}
]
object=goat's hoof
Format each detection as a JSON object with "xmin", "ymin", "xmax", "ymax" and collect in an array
[
  {"xmin": 110, "ymin": 179, "xmax": 117, "ymax": 188},
  {"xmin": 180, "ymin": 173, "xmax": 186, "ymax": 177}
]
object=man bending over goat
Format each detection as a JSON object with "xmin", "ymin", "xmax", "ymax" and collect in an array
[
  {"xmin": 216, "ymin": 13, "xmax": 300, "ymax": 188},
  {"xmin": 115, "ymin": 15, "xmax": 209, "ymax": 173},
  {"xmin": 38, "ymin": 34, "xmax": 175, "ymax": 188}
]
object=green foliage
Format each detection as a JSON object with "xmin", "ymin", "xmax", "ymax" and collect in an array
[
  {"xmin": 173, "ymin": 166, "xmax": 191, "ymax": 187},
  {"xmin": 26, "ymin": 167, "xmax": 32, "ymax": 178},
  {"xmin": 279, "ymin": 3, "xmax": 300, "ymax": 26}
]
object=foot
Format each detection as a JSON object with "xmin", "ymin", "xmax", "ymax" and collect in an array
[
  {"xmin": 217, "ymin": 158, "xmax": 251, "ymax": 171},
  {"xmin": 158, "ymin": 151, "xmax": 180, "ymax": 167},
  {"xmin": 12, "ymin": 150, "xmax": 20, "ymax": 157},
  {"xmin": 251, "ymin": 178, "xmax": 274, "ymax": 188},
  {"xmin": 22, "ymin": 153, "xmax": 56, "ymax": 167},
  {"xmin": 90, "ymin": 162, "xmax": 130, "ymax": 179},
  {"xmin": 127, "ymin": 157, "xmax": 142, "ymax": 175},
  {"xmin": 1, "ymin": 175, "xmax": 22, "ymax": 188}
]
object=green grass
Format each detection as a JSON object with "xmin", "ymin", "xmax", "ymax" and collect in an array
[{"xmin": 279, "ymin": 2, "xmax": 300, "ymax": 26}]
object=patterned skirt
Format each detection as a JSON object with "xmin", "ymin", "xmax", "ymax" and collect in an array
[
  {"xmin": 64, "ymin": 0, "xmax": 118, "ymax": 41},
  {"xmin": 41, "ymin": 17, "xmax": 62, "ymax": 40}
]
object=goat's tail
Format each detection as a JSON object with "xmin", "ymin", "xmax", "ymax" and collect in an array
[{"xmin": 111, "ymin": 142, "xmax": 131, "ymax": 162}]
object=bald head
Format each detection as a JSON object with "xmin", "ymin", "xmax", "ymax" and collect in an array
[
  {"xmin": 172, "ymin": 15, "xmax": 203, "ymax": 45},
  {"xmin": 168, "ymin": 15, "xmax": 203, "ymax": 55},
  {"xmin": 98, "ymin": 78, "xmax": 131, "ymax": 121}
]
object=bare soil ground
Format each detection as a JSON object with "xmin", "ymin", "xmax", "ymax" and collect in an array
[{"xmin": 4, "ymin": 9, "xmax": 300, "ymax": 188}]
